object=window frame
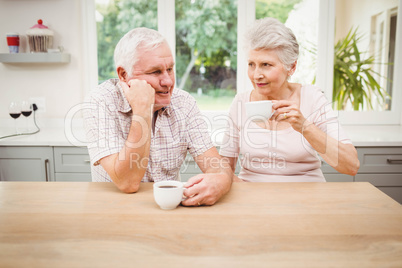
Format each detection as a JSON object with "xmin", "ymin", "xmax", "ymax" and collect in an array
[
  {"xmin": 84, "ymin": 0, "xmax": 402, "ymax": 126},
  {"xmin": 318, "ymin": 0, "xmax": 402, "ymax": 125},
  {"xmin": 82, "ymin": 0, "xmax": 99, "ymax": 100}
]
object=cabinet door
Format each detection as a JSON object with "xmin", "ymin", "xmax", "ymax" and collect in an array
[
  {"xmin": 53, "ymin": 146, "xmax": 91, "ymax": 182},
  {"xmin": 324, "ymin": 174, "xmax": 354, "ymax": 182},
  {"xmin": 54, "ymin": 147, "xmax": 91, "ymax": 173},
  {"xmin": 355, "ymin": 174, "xmax": 402, "ymax": 204},
  {"xmin": 179, "ymin": 153, "xmax": 241, "ymax": 182},
  {"xmin": 357, "ymin": 147, "xmax": 402, "ymax": 173},
  {"xmin": 180, "ymin": 173, "xmax": 197, "ymax": 182},
  {"xmin": 55, "ymin": 173, "xmax": 92, "ymax": 182},
  {"xmin": 0, "ymin": 146, "xmax": 54, "ymax": 181}
]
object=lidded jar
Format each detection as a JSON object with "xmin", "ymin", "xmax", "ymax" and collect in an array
[{"xmin": 26, "ymin": 19, "xmax": 54, "ymax": 53}]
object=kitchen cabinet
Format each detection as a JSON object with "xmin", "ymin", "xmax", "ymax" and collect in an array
[
  {"xmin": 182, "ymin": 146, "xmax": 400, "ymax": 204},
  {"xmin": 0, "ymin": 146, "xmax": 54, "ymax": 181},
  {"xmin": 180, "ymin": 152, "xmax": 354, "ymax": 182},
  {"xmin": 179, "ymin": 152, "xmax": 241, "ymax": 182},
  {"xmin": 321, "ymin": 158, "xmax": 354, "ymax": 182},
  {"xmin": 180, "ymin": 154, "xmax": 203, "ymax": 182},
  {"xmin": 320, "ymin": 146, "xmax": 402, "ymax": 203},
  {"xmin": 53, "ymin": 146, "xmax": 91, "ymax": 182},
  {"xmin": 354, "ymin": 147, "xmax": 402, "ymax": 204},
  {"xmin": 355, "ymin": 174, "xmax": 402, "ymax": 203},
  {"xmin": 0, "ymin": 146, "xmax": 90, "ymax": 182},
  {"xmin": 354, "ymin": 147, "xmax": 402, "ymax": 173}
]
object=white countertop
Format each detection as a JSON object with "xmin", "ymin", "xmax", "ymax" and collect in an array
[
  {"xmin": 0, "ymin": 118, "xmax": 87, "ymax": 147},
  {"xmin": 342, "ymin": 125, "xmax": 402, "ymax": 146},
  {"xmin": 0, "ymin": 127, "xmax": 87, "ymax": 147},
  {"xmin": 1, "ymin": 120, "xmax": 402, "ymax": 147}
]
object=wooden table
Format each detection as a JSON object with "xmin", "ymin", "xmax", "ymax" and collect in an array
[{"xmin": 0, "ymin": 182, "xmax": 401, "ymax": 267}]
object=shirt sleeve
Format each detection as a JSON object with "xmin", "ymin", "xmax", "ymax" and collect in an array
[
  {"xmin": 306, "ymin": 87, "xmax": 352, "ymax": 144},
  {"xmin": 219, "ymin": 93, "xmax": 241, "ymax": 158},
  {"xmin": 83, "ymin": 93, "xmax": 126, "ymax": 166}
]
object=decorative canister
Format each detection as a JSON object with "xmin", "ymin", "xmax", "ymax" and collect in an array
[
  {"xmin": 26, "ymin": 19, "xmax": 54, "ymax": 53},
  {"xmin": 6, "ymin": 33, "xmax": 20, "ymax": 53}
]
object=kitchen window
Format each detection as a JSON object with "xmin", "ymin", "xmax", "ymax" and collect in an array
[
  {"xmin": 84, "ymin": 0, "xmax": 402, "ymax": 125},
  {"xmin": 321, "ymin": 0, "xmax": 401, "ymax": 125}
]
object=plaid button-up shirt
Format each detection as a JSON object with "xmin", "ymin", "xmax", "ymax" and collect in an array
[{"xmin": 84, "ymin": 78, "xmax": 213, "ymax": 182}]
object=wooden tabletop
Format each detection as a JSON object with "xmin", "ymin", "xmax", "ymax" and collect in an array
[{"xmin": 0, "ymin": 182, "xmax": 401, "ymax": 267}]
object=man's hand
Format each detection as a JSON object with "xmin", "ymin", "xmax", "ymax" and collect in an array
[
  {"xmin": 120, "ymin": 79, "xmax": 155, "ymax": 114},
  {"xmin": 181, "ymin": 172, "xmax": 231, "ymax": 206},
  {"xmin": 181, "ymin": 147, "xmax": 233, "ymax": 206},
  {"xmin": 180, "ymin": 147, "xmax": 233, "ymax": 207}
]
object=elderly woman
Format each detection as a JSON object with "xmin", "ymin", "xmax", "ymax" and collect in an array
[{"xmin": 219, "ymin": 17, "xmax": 360, "ymax": 182}]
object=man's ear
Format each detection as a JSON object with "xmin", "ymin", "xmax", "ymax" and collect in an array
[{"xmin": 117, "ymin": 67, "xmax": 128, "ymax": 82}]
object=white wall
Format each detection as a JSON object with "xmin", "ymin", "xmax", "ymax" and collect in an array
[
  {"xmin": 0, "ymin": 0, "xmax": 86, "ymax": 123},
  {"xmin": 335, "ymin": 0, "xmax": 399, "ymax": 45}
]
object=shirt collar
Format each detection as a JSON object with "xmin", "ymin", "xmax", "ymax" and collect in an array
[{"xmin": 160, "ymin": 105, "xmax": 172, "ymax": 117}]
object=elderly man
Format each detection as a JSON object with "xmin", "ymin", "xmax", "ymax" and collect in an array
[{"xmin": 84, "ymin": 27, "xmax": 232, "ymax": 206}]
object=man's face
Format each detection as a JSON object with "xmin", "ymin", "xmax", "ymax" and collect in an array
[{"xmin": 130, "ymin": 42, "xmax": 175, "ymax": 111}]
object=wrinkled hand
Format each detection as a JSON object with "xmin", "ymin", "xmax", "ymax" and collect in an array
[
  {"xmin": 120, "ymin": 79, "xmax": 155, "ymax": 114},
  {"xmin": 181, "ymin": 173, "xmax": 230, "ymax": 206},
  {"xmin": 271, "ymin": 100, "xmax": 309, "ymax": 133}
]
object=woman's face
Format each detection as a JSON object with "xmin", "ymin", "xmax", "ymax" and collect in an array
[{"xmin": 247, "ymin": 49, "xmax": 290, "ymax": 97}]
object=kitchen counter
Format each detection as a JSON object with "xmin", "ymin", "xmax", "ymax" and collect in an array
[
  {"xmin": 343, "ymin": 125, "xmax": 402, "ymax": 147},
  {"xmin": 1, "ymin": 122, "xmax": 402, "ymax": 147},
  {"xmin": 0, "ymin": 126, "xmax": 86, "ymax": 147}
]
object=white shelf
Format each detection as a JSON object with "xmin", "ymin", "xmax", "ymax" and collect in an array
[{"xmin": 0, "ymin": 53, "xmax": 70, "ymax": 63}]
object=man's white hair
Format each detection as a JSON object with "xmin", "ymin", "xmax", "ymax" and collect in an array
[{"xmin": 114, "ymin": 27, "xmax": 167, "ymax": 76}]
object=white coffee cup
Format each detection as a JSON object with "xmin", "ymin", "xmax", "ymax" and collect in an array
[
  {"xmin": 153, "ymin": 181, "xmax": 184, "ymax": 210},
  {"xmin": 245, "ymin": 100, "xmax": 273, "ymax": 121}
]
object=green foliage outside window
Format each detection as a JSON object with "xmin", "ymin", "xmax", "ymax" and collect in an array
[
  {"xmin": 96, "ymin": 0, "xmax": 303, "ymax": 105},
  {"xmin": 96, "ymin": 0, "xmax": 157, "ymax": 83},
  {"xmin": 256, "ymin": 0, "xmax": 302, "ymax": 22},
  {"xmin": 175, "ymin": 0, "xmax": 238, "ymax": 93}
]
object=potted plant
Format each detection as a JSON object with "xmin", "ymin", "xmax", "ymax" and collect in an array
[{"xmin": 333, "ymin": 27, "xmax": 389, "ymax": 110}]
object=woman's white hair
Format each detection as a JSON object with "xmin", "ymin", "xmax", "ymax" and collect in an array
[
  {"xmin": 114, "ymin": 27, "xmax": 167, "ymax": 76},
  {"xmin": 245, "ymin": 17, "xmax": 299, "ymax": 70}
]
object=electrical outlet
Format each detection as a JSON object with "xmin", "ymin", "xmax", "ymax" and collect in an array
[{"xmin": 29, "ymin": 97, "xmax": 46, "ymax": 113}]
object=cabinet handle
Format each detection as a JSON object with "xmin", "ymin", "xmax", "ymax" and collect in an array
[
  {"xmin": 84, "ymin": 160, "xmax": 91, "ymax": 163},
  {"xmin": 387, "ymin": 158, "xmax": 402, "ymax": 164},
  {"xmin": 44, "ymin": 159, "xmax": 49, "ymax": 182}
]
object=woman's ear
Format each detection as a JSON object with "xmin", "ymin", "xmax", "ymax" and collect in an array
[
  {"xmin": 117, "ymin": 67, "xmax": 128, "ymax": 82},
  {"xmin": 288, "ymin": 61, "xmax": 297, "ymax": 76}
]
